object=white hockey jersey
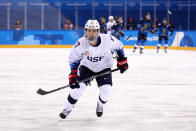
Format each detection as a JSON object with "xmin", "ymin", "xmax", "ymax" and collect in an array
[
  {"xmin": 69, "ymin": 34, "xmax": 124, "ymax": 73},
  {"xmin": 106, "ymin": 21, "xmax": 115, "ymax": 35}
]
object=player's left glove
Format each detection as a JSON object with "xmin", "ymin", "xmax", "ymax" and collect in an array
[
  {"xmin": 150, "ymin": 30, "xmax": 156, "ymax": 34},
  {"xmin": 117, "ymin": 57, "xmax": 128, "ymax": 73},
  {"xmin": 118, "ymin": 30, "xmax": 125, "ymax": 37}
]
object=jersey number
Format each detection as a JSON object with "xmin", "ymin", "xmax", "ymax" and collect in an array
[
  {"xmin": 110, "ymin": 35, "xmax": 114, "ymax": 42},
  {"xmin": 74, "ymin": 42, "xmax": 80, "ymax": 48}
]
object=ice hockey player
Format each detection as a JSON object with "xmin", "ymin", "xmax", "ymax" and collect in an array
[
  {"xmin": 156, "ymin": 18, "xmax": 174, "ymax": 53},
  {"xmin": 59, "ymin": 19, "xmax": 128, "ymax": 119},
  {"xmin": 99, "ymin": 17, "xmax": 107, "ymax": 34},
  {"xmin": 107, "ymin": 16, "xmax": 115, "ymax": 35},
  {"xmin": 111, "ymin": 15, "xmax": 124, "ymax": 40},
  {"xmin": 133, "ymin": 12, "xmax": 154, "ymax": 54}
]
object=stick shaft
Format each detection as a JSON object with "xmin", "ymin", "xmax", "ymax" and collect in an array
[{"xmin": 37, "ymin": 68, "xmax": 119, "ymax": 95}]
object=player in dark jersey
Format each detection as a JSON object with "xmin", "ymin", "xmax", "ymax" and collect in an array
[
  {"xmin": 111, "ymin": 16, "xmax": 124, "ymax": 40},
  {"xmin": 133, "ymin": 12, "xmax": 154, "ymax": 54},
  {"xmin": 156, "ymin": 18, "xmax": 174, "ymax": 53},
  {"xmin": 99, "ymin": 17, "xmax": 107, "ymax": 34}
]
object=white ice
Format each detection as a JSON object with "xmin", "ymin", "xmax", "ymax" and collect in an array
[{"xmin": 0, "ymin": 48, "xmax": 196, "ymax": 131}]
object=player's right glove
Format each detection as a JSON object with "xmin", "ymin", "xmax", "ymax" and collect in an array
[
  {"xmin": 117, "ymin": 57, "xmax": 128, "ymax": 73},
  {"xmin": 69, "ymin": 70, "xmax": 80, "ymax": 89},
  {"xmin": 118, "ymin": 30, "xmax": 125, "ymax": 37},
  {"xmin": 169, "ymin": 33, "xmax": 173, "ymax": 37},
  {"xmin": 150, "ymin": 30, "xmax": 156, "ymax": 34}
]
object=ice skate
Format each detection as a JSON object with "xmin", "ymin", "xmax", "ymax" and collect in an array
[
  {"xmin": 139, "ymin": 50, "xmax": 143, "ymax": 54},
  {"xmin": 96, "ymin": 102, "xmax": 103, "ymax": 117},
  {"xmin": 133, "ymin": 49, "xmax": 136, "ymax": 53},
  {"xmin": 164, "ymin": 49, "xmax": 167, "ymax": 53},
  {"xmin": 59, "ymin": 109, "xmax": 72, "ymax": 119},
  {"xmin": 157, "ymin": 49, "xmax": 159, "ymax": 53}
]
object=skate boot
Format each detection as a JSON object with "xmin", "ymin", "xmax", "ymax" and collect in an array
[
  {"xmin": 139, "ymin": 50, "xmax": 143, "ymax": 54},
  {"xmin": 96, "ymin": 102, "xmax": 103, "ymax": 117},
  {"xmin": 133, "ymin": 49, "xmax": 136, "ymax": 53},
  {"xmin": 157, "ymin": 49, "xmax": 159, "ymax": 53},
  {"xmin": 164, "ymin": 49, "xmax": 167, "ymax": 53},
  {"xmin": 59, "ymin": 109, "xmax": 72, "ymax": 119}
]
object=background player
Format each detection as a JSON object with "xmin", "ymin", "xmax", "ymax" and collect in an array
[
  {"xmin": 107, "ymin": 16, "xmax": 115, "ymax": 35},
  {"xmin": 99, "ymin": 17, "xmax": 107, "ymax": 34},
  {"xmin": 59, "ymin": 19, "xmax": 128, "ymax": 119},
  {"xmin": 133, "ymin": 12, "xmax": 154, "ymax": 54},
  {"xmin": 111, "ymin": 16, "xmax": 124, "ymax": 40},
  {"xmin": 156, "ymin": 18, "xmax": 174, "ymax": 53}
]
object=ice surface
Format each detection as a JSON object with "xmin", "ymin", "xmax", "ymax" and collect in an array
[{"xmin": 0, "ymin": 48, "xmax": 196, "ymax": 131}]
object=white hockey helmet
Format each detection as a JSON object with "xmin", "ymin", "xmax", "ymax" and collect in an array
[
  {"xmin": 108, "ymin": 16, "xmax": 114, "ymax": 21},
  {"xmin": 84, "ymin": 20, "xmax": 100, "ymax": 43},
  {"xmin": 85, "ymin": 19, "xmax": 100, "ymax": 30}
]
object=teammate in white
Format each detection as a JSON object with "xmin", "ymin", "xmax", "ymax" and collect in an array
[
  {"xmin": 59, "ymin": 19, "xmax": 128, "ymax": 119},
  {"xmin": 107, "ymin": 16, "xmax": 115, "ymax": 35}
]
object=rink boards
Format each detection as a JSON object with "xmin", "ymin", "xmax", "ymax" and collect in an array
[
  {"xmin": 0, "ymin": 30, "xmax": 196, "ymax": 49},
  {"xmin": 0, "ymin": 45, "xmax": 196, "ymax": 51}
]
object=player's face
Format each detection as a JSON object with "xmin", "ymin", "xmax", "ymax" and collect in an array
[
  {"xmin": 118, "ymin": 17, "xmax": 123, "ymax": 23},
  {"xmin": 162, "ymin": 20, "xmax": 167, "ymax": 25},
  {"xmin": 86, "ymin": 29, "xmax": 98, "ymax": 42},
  {"xmin": 101, "ymin": 18, "xmax": 106, "ymax": 23},
  {"xmin": 110, "ymin": 18, "xmax": 114, "ymax": 22},
  {"xmin": 146, "ymin": 14, "xmax": 151, "ymax": 20},
  {"xmin": 16, "ymin": 20, "xmax": 21, "ymax": 24}
]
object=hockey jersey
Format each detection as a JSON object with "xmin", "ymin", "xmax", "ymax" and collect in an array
[
  {"xmin": 137, "ymin": 18, "xmax": 154, "ymax": 35},
  {"xmin": 156, "ymin": 23, "xmax": 174, "ymax": 36},
  {"xmin": 69, "ymin": 34, "xmax": 125, "ymax": 73},
  {"xmin": 107, "ymin": 21, "xmax": 115, "ymax": 35}
]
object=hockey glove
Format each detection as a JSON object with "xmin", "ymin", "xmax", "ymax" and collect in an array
[
  {"xmin": 117, "ymin": 57, "xmax": 128, "ymax": 73},
  {"xmin": 169, "ymin": 33, "xmax": 173, "ymax": 38},
  {"xmin": 150, "ymin": 29, "xmax": 156, "ymax": 34},
  {"xmin": 69, "ymin": 70, "xmax": 80, "ymax": 89},
  {"xmin": 118, "ymin": 30, "xmax": 125, "ymax": 37}
]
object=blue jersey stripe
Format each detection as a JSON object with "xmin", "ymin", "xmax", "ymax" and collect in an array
[{"xmin": 70, "ymin": 59, "xmax": 81, "ymax": 71}]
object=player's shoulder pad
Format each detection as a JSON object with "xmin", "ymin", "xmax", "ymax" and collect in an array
[
  {"xmin": 100, "ymin": 34, "xmax": 117, "ymax": 43},
  {"xmin": 73, "ymin": 37, "xmax": 85, "ymax": 48},
  {"xmin": 78, "ymin": 36, "xmax": 86, "ymax": 42},
  {"xmin": 99, "ymin": 33, "xmax": 109, "ymax": 40}
]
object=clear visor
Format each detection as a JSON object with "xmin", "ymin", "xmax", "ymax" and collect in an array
[{"xmin": 85, "ymin": 29, "xmax": 99, "ymax": 43}]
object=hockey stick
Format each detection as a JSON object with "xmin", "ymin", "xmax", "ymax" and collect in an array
[
  {"xmin": 124, "ymin": 35, "xmax": 132, "ymax": 41},
  {"xmin": 167, "ymin": 10, "xmax": 172, "ymax": 23},
  {"xmin": 168, "ymin": 10, "xmax": 172, "ymax": 15},
  {"xmin": 115, "ymin": 30, "xmax": 132, "ymax": 41},
  {"xmin": 37, "ymin": 68, "xmax": 120, "ymax": 95},
  {"xmin": 166, "ymin": 10, "xmax": 173, "ymax": 38}
]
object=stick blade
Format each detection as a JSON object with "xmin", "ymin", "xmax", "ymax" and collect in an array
[
  {"xmin": 127, "ymin": 35, "xmax": 132, "ymax": 41},
  {"xmin": 168, "ymin": 10, "xmax": 172, "ymax": 15},
  {"xmin": 37, "ymin": 88, "xmax": 48, "ymax": 95}
]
